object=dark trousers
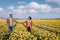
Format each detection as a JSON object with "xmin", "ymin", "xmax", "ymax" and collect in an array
[
  {"xmin": 27, "ymin": 27, "xmax": 31, "ymax": 32},
  {"xmin": 9, "ymin": 26, "xmax": 14, "ymax": 32}
]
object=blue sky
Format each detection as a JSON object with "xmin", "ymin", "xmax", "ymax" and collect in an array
[
  {"xmin": 0, "ymin": 0, "xmax": 60, "ymax": 19},
  {"xmin": 0, "ymin": 0, "xmax": 59, "ymax": 8}
]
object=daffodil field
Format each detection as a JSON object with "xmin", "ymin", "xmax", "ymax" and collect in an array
[{"xmin": 0, "ymin": 20, "xmax": 60, "ymax": 40}]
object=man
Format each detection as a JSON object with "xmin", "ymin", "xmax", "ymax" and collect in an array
[{"xmin": 6, "ymin": 14, "xmax": 20, "ymax": 32}]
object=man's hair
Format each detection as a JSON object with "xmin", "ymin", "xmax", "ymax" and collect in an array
[{"xmin": 29, "ymin": 16, "xmax": 32, "ymax": 20}]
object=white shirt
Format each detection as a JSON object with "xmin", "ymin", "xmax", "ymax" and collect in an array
[
  {"xmin": 27, "ymin": 20, "xmax": 31, "ymax": 27},
  {"xmin": 9, "ymin": 17, "xmax": 13, "ymax": 26}
]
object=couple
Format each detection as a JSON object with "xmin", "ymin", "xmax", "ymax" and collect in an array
[{"xmin": 6, "ymin": 14, "xmax": 33, "ymax": 33}]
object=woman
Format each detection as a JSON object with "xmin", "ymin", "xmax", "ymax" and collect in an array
[{"xmin": 22, "ymin": 16, "xmax": 33, "ymax": 32}]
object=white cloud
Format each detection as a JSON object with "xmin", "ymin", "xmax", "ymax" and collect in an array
[
  {"xmin": 46, "ymin": 0, "xmax": 60, "ymax": 3},
  {"xmin": 12, "ymin": 9, "xmax": 27, "ymax": 14},
  {"xmin": 29, "ymin": 9, "xmax": 38, "ymax": 14},
  {"xmin": 8, "ymin": 2, "xmax": 60, "ymax": 18},
  {"xmin": 17, "ymin": 5, "xmax": 25, "ymax": 9},
  {"xmin": 0, "ymin": 7, "xmax": 4, "ymax": 12},
  {"xmin": 26, "ymin": 2, "xmax": 60, "ymax": 18},
  {"xmin": 26, "ymin": 2, "xmax": 40, "ymax": 9},
  {"xmin": 8, "ymin": 6, "xmax": 14, "ymax": 10},
  {"xmin": 0, "ymin": 2, "xmax": 60, "ymax": 18},
  {"xmin": 0, "ymin": 7, "xmax": 9, "ymax": 18},
  {"xmin": 18, "ymin": 1, "xmax": 27, "ymax": 5},
  {"xmin": 53, "ymin": 8, "xmax": 60, "ymax": 13},
  {"xmin": 27, "ymin": 2, "xmax": 53, "ymax": 13},
  {"xmin": 39, "ymin": 4, "xmax": 52, "ymax": 13},
  {"xmin": 45, "ymin": 0, "xmax": 60, "ymax": 6}
]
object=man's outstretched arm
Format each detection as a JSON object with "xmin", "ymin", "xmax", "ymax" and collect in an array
[{"xmin": 14, "ymin": 19, "xmax": 21, "ymax": 24}]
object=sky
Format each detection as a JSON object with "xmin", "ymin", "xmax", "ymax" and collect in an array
[{"xmin": 0, "ymin": 0, "xmax": 60, "ymax": 19}]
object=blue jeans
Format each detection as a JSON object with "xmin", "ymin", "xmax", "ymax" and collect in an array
[{"xmin": 9, "ymin": 26, "xmax": 14, "ymax": 32}]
